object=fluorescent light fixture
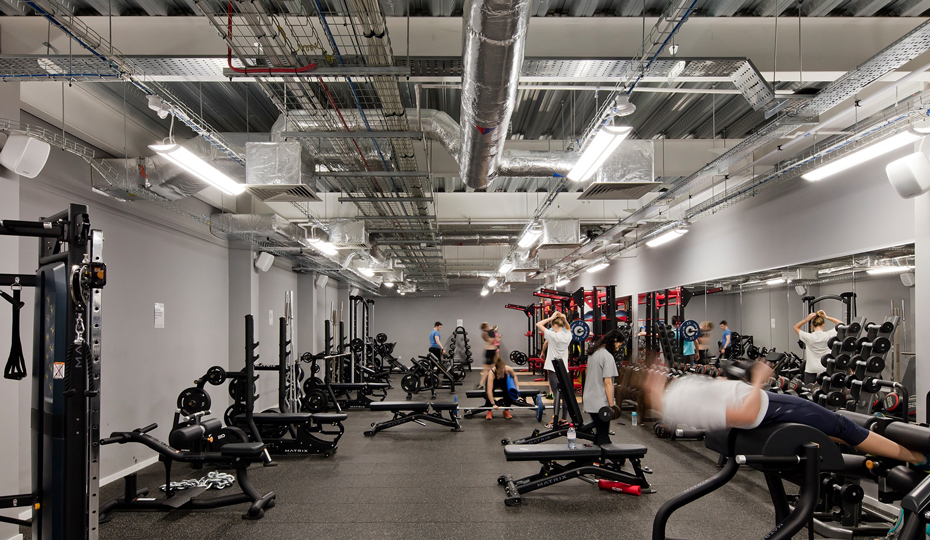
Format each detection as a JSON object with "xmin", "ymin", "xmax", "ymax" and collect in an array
[
  {"xmin": 766, "ymin": 278, "xmax": 786, "ymax": 286},
  {"xmin": 586, "ymin": 260, "xmax": 609, "ymax": 273},
  {"xmin": 149, "ymin": 144, "xmax": 245, "ymax": 195},
  {"xmin": 802, "ymin": 131, "xmax": 922, "ymax": 182},
  {"xmin": 567, "ymin": 125, "xmax": 633, "ymax": 182},
  {"xmin": 359, "ymin": 267, "xmax": 375, "ymax": 277},
  {"xmin": 480, "ymin": 288, "xmax": 489, "ymax": 296},
  {"xmin": 498, "ymin": 260, "xmax": 514, "ymax": 274},
  {"xmin": 555, "ymin": 277, "xmax": 570, "ymax": 287},
  {"xmin": 487, "ymin": 276, "xmax": 499, "ymax": 287},
  {"xmin": 744, "ymin": 279, "xmax": 762, "ymax": 285},
  {"xmin": 384, "ymin": 282, "xmax": 395, "ymax": 287},
  {"xmin": 518, "ymin": 224, "xmax": 542, "ymax": 248},
  {"xmin": 313, "ymin": 241, "xmax": 339, "ymax": 256},
  {"xmin": 867, "ymin": 265, "xmax": 914, "ymax": 275},
  {"xmin": 646, "ymin": 228, "xmax": 688, "ymax": 248}
]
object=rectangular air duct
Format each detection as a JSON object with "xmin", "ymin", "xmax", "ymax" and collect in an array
[
  {"xmin": 327, "ymin": 219, "xmax": 369, "ymax": 248},
  {"xmin": 539, "ymin": 219, "xmax": 581, "ymax": 246},
  {"xmin": 512, "ymin": 250, "xmax": 540, "ymax": 271},
  {"xmin": 244, "ymin": 141, "xmax": 319, "ymax": 202},
  {"xmin": 579, "ymin": 141, "xmax": 657, "ymax": 201},
  {"xmin": 212, "ymin": 213, "xmax": 305, "ymax": 246}
]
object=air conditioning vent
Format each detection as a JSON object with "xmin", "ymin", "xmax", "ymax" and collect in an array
[
  {"xmin": 578, "ymin": 182, "xmax": 658, "ymax": 201},
  {"xmin": 244, "ymin": 183, "xmax": 320, "ymax": 202}
]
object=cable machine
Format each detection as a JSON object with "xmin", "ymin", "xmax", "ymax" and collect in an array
[{"xmin": 0, "ymin": 204, "xmax": 106, "ymax": 540}]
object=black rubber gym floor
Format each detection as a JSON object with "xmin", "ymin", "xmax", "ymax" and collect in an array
[{"xmin": 37, "ymin": 369, "xmax": 829, "ymax": 539}]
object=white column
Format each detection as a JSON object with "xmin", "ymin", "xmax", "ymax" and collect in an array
[{"xmin": 915, "ymin": 194, "xmax": 930, "ymax": 423}]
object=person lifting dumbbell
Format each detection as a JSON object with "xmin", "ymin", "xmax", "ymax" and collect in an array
[
  {"xmin": 794, "ymin": 309, "xmax": 842, "ymax": 384},
  {"xmin": 643, "ymin": 361, "xmax": 930, "ymax": 468},
  {"xmin": 583, "ymin": 329, "xmax": 623, "ymax": 445}
]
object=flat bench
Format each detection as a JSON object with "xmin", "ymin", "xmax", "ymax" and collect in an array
[
  {"xmin": 230, "ymin": 411, "xmax": 348, "ymax": 457},
  {"xmin": 365, "ymin": 401, "xmax": 462, "ymax": 436},
  {"xmin": 499, "ymin": 442, "xmax": 652, "ymax": 506},
  {"xmin": 330, "ymin": 382, "xmax": 390, "ymax": 390},
  {"xmin": 465, "ymin": 389, "xmax": 540, "ymax": 402},
  {"xmin": 234, "ymin": 412, "xmax": 348, "ymax": 425}
]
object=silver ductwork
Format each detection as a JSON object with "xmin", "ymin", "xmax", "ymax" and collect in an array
[
  {"xmin": 439, "ymin": 234, "xmax": 515, "ymax": 245},
  {"xmin": 459, "ymin": 0, "xmax": 532, "ymax": 189},
  {"xmin": 268, "ymin": 108, "xmax": 578, "ymax": 180}
]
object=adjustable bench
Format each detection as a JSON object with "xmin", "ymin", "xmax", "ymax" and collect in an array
[
  {"xmin": 364, "ymin": 401, "xmax": 463, "ymax": 436},
  {"xmin": 462, "ymin": 389, "xmax": 546, "ymax": 419},
  {"xmin": 499, "ymin": 442, "xmax": 652, "ymax": 506},
  {"xmin": 501, "ymin": 358, "xmax": 597, "ymax": 445},
  {"xmin": 232, "ymin": 411, "xmax": 347, "ymax": 457}
]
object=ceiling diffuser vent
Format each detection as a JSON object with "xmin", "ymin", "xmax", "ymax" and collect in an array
[{"xmin": 578, "ymin": 182, "xmax": 658, "ymax": 200}]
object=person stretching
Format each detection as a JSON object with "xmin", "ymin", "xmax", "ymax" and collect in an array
[
  {"xmin": 583, "ymin": 329, "xmax": 622, "ymax": 445},
  {"xmin": 485, "ymin": 352, "xmax": 519, "ymax": 420},
  {"xmin": 794, "ymin": 310, "xmax": 841, "ymax": 384},
  {"xmin": 536, "ymin": 311, "xmax": 572, "ymax": 428},
  {"xmin": 428, "ymin": 321, "xmax": 444, "ymax": 360},
  {"xmin": 643, "ymin": 362, "xmax": 930, "ymax": 468},
  {"xmin": 479, "ymin": 322, "xmax": 496, "ymax": 389}
]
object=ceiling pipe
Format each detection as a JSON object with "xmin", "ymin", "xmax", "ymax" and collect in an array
[{"xmin": 458, "ymin": 0, "xmax": 533, "ymax": 189}]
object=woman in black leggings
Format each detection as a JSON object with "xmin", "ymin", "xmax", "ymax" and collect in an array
[{"xmin": 485, "ymin": 352, "xmax": 519, "ymax": 420}]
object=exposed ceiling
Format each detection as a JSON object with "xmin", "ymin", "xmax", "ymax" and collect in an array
[{"xmin": 0, "ymin": 0, "xmax": 927, "ymax": 294}]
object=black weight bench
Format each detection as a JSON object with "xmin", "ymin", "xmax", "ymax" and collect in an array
[
  {"xmin": 465, "ymin": 389, "xmax": 541, "ymax": 403},
  {"xmin": 232, "ymin": 410, "xmax": 348, "ymax": 457},
  {"xmin": 499, "ymin": 442, "xmax": 652, "ymax": 506},
  {"xmin": 364, "ymin": 401, "xmax": 463, "ymax": 436},
  {"xmin": 463, "ymin": 389, "xmax": 543, "ymax": 419},
  {"xmin": 502, "ymin": 358, "xmax": 596, "ymax": 445},
  {"xmin": 653, "ymin": 423, "xmax": 849, "ymax": 540}
]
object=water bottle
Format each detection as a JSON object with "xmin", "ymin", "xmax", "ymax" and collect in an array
[
  {"xmin": 567, "ymin": 423, "xmax": 577, "ymax": 449},
  {"xmin": 453, "ymin": 394, "xmax": 459, "ymax": 418},
  {"xmin": 632, "ymin": 411, "xmax": 638, "ymax": 427}
]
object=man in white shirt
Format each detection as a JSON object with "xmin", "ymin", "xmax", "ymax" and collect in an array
[{"xmin": 794, "ymin": 310, "xmax": 841, "ymax": 384}]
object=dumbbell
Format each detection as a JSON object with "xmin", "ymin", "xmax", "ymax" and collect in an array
[
  {"xmin": 836, "ymin": 321, "xmax": 863, "ymax": 335},
  {"xmin": 884, "ymin": 391, "xmax": 905, "ymax": 413},
  {"xmin": 826, "ymin": 390, "xmax": 847, "ymax": 407},
  {"xmin": 653, "ymin": 423, "xmax": 671, "ymax": 439},
  {"xmin": 829, "ymin": 372, "xmax": 848, "ymax": 387},
  {"xmin": 598, "ymin": 405, "xmax": 622, "ymax": 422},
  {"xmin": 834, "ymin": 354, "xmax": 852, "ymax": 371},
  {"xmin": 865, "ymin": 321, "xmax": 895, "ymax": 334},
  {"xmin": 860, "ymin": 337, "xmax": 892, "ymax": 355}
]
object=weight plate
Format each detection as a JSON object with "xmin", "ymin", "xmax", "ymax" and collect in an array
[
  {"xmin": 679, "ymin": 320, "xmax": 701, "ymax": 342},
  {"xmin": 350, "ymin": 338, "xmax": 365, "ymax": 353},
  {"xmin": 303, "ymin": 389, "xmax": 328, "ymax": 413},
  {"xmin": 510, "ymin": 351, "xmax": 528, "ymax": 366},
  {"xmin": 400, "ymin": 373, "xmax": 421, "ymax": 393},
  {"xmin": 866, "ymin": 356, "xmax": 885, "ymax": 373},
  {"xmin": 842, "ymin": 337, "xmax": 858, "ymax": 352},
  {"xmin": 205, "ymin": 366, "xmax": 227, "ymax": 386},
  {"xmin": 879, "ymin": 321, "xmax": 895, "ymax": 334},
  {"xmin": 570, "ymin": 320, "xmax": 590, "ymax": 343},
  {"xmin": 872, "ymin": 337, "xmax": 891, "ymax": 354},
  {"xmin": 224, "ymin": 404, "xmax": 246, "ymax": 426},
  {"xmin": 177, "ymin": 387, "xmax": 211, "ymax": 415},
  {"xmin": 452, "ymin": 365, "xmax": 467, "ymax": 382},
  {"xmin": 835, "ymin": 354, "xmax": 852, "ymax": 370},
  {"xmin": 423, "ymin": 373, "xmax": 440, "ymax": 390},
  {"xmin": 376, "ymin": 332, "xmax": 388, "ymax": 344}
]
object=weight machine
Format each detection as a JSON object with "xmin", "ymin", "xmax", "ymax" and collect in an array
[{"xmin": 0, "ymin": 205, "xmax": 106, "ymax": 540}]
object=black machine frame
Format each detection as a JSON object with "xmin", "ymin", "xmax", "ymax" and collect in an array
[{"xmin": 0, "ymin": 205, "xmax": 105, "ymax": 540}]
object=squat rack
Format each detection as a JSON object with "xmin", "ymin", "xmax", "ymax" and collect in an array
[{"xmin": 0, "ymin": 204, "xmax": 106, "ymax": 540}]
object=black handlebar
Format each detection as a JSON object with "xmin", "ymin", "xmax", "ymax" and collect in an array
[{"xmin": 135, "ymin": 423, "xmax": 158, "ymax": 434}]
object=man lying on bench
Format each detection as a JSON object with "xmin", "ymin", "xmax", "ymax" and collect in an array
[
  {"xmin": 498, "ymin": 441, "xmax": 652, "ymax": 506},
  {"xmin": 364, "ymin": 401, "xmax": 463, "ymax": 436},
  {"xmin": 501, "ymin": 359, "xmax": 596, "ymax": 445}
]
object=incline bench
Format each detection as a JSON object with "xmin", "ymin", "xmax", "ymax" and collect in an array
[
  {"xmin": 502, "ymin": 358, "xmax": 597, "ymax": 445},
  {"xmin": 364, "ymin": 401, "xmax": 463, "ymax": 436},
  {"xmin": 499, "ymin": 442, "xmax": 652, "ymax": 506}
]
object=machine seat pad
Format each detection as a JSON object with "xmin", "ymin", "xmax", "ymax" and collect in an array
[
  {"xmin": 311, "ymin": 413, "xmax": 348, "ymax": 422},
  {"xmin": 431, "ymin": 402, "xmax": 458, "ymax": 411},
  {"xmin": 504, "ymin": 443, "xmax": 602, "ymax": 462},
  {"xmin": 220, "ymin": 442, "xmax": 265, "ymax": 457},
  {"xmin": 601, "ymin": 443, "xmax": 647, "ymax": 458},
  {"xmin": 369, "ymin": 401, "xmax": 430, "ymax": 412},
  {"xmin": 235, "ymin": 413, "xmax": 312, "ymax": 424}
]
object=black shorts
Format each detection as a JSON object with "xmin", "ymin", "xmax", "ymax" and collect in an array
[
  {"xmin": 484, "ymin": 350, "xmax": 496, "ymax": 365},
  {"xmin": 761, "ymin": 393, "xmax": 870, "ymax": 446}
]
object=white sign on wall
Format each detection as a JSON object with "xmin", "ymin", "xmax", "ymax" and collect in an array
[
  {"xmin": 457, "ymin": 319, "xmax": 463, "ymax": 328},
  {"xmin": 154, "ymin": 303, "xmax": 165, "ymax": 329},
  {"xmin": 269, "ymin": 309, "xmax": 274, "ymax": 326}
]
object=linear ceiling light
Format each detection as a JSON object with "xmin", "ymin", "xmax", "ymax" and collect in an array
[
  {"xmin": 149, "ymin": 144, "xmax": 245, "ymax": 196},
  {"xmin": 555, "ymin": 277, "xmax": 570, "ymax": 287},
  {"xmin": 586, "ymin": 259, "xmax": 609, "ymax": 273},
  {"xmin": 498, "ymin": 259, "xmax": 514, "ymax": 274},
  {"xmin": 766, "ymin": 278, "xmax": 786, "ymax": 286},
  {"xmin": 383, "ymin": 282, "xmax": 395, "ymax": 287},
  {"xmin": 359, "ymin": 267, "xmax": 375, "ymax": 277},
  {"xmin": 646, "ymin": 228, "xmax": 688, "ymax": 248},
  {"xmin": 801, "ymin": 131, "xmax": 922, "ymax": 182},
  {"xmin": 480, "ymin": 288, "xmax": 489, "ymax": 296},
  {"xmin": 518, "ymin": 223, "xmax": 543, "ymax": 248},
  {"xmin": 312, "ymin": 241, "xmax": 339, "ymax": 256},
  {"xmin": 867, "ymin": 265, "xmax": 914, "ymax": 275},
  {"xmin": 487, "ymin": 276, "xmax": 499, "ymax": 287},
  {"xmin": 567, "ymin": 125, "xmax": 633, "ymax": 182}
]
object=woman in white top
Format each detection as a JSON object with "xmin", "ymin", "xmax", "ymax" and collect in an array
[
  {"xmin": 536, "ymin": 311, "xmax": 572, "ymax": 428},
  {"xmin": 793, "ymin": 310, "xmax": 841, "ymax": 384}
]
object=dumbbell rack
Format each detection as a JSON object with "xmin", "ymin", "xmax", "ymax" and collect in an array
[
  {"xmin": 656, "ymin": 324, "xmax": 684, "ymax": 372},
  {"xmin": 446, "ymin": 326, "xmax": 473, "ymax": 369}
]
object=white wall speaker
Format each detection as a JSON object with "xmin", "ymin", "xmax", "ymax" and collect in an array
[
  {"xmin": 886, "ymin": 150, "xmax": 930, "ymax": 199},
  {"xmin": 901, "ymin": 272, "xmax": 916, "ymax": 287},
  {"xmin": 316, "ymin": 274, "xmax": 328, "ymax": 288},
  {"xmin": 795, "ymin": 285, "xmax": 808, "ymax": 296},
  {"xmin": 349, "ymin": 287, "xmax": 359, "ymax": 297},
  {"xmin": 0, "ymin": 135, "xmax": 51, "ymax": 178},
  {"xmin": 254, "ymin": 252, "xmax": 275, "ymax": 272}
]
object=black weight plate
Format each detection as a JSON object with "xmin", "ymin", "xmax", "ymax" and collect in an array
[
  {"xmin": 867, "ymin": 356, "xmax": 885, "ymax": 373},
  {"xmin": 880, "ymin": 321, "xmax": 895, "ymax": 334},
  {"xmin": 847, "ymin": 321, "xmax": 862, "ymax": 335},
  {"xmin": 401, "ymin": 373, "xmax": 421, "ymax": 393},
  {"xmin": 827, "ymin": 337, "xmax": 837, "ymax": 349},
  {"xmin": 872, "ymin": 337, "xmax": 891, "ymax": 354},
  {"xmin": 826, "ymin": 391, "xmax": 846, "ymax": 407},
  {"xmin": 423, "ymin": 374, "xmax": 440, "ymax": 390},
  {"xmin": 206, "ymin": 366, "xmax": 227, "ymax": 386},
  {"xmin": 303, "ymin": 389, "xmax": 328, "ymax": 413},
  {"xmin": 452, "ymin": 365, "xmax": 467, "ymax": 382},
  {"xmin": 376, "ymin": 332, "xmax": 388, "ymax": 344},
  {"xmin": 224, "ymin": 404, "xmax": 246, "ymax": 426},
  {"xmin": 842, "ymin": 337, "xmax": 858, "ymax": 352},
  {"xmin": 177, "ymin": 387, "xmax": 211, "ymax": 415},
  {"xmin": 820, "ymin": 354, "xmax": 834, "ymax": 368},
  {"xmin": 835, "ymin": 354, "xmax": 852, "ymax": 371},
  {"xmin": 510, "ymin": 351, "xmax": 528, "ymax": 366},
  {"xmin": 350, "ymin": 338, "xmax": 365, "ymax": 353}
]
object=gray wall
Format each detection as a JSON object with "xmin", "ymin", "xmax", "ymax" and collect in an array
[{"xmin": 372, "ymin": 288, "xmax": 539, "ymax": 364}]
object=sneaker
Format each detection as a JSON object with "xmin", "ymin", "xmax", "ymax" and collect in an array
[
  {"xmin": 503, "ymin": 411, "xmax": 513, "ymax": 420},
  {"xmin": 485, "ymin": 411, "xmax": 493, "ymax": 420}
]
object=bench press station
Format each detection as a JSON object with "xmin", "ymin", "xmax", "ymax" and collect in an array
[
  {"xmin": 461, "ymin": 389, "xmax": 547, "ymax": 420},
  {"xmin": 364, "ymin": 401, "xmax": 463, "ymax": 436},
  {"xmin": 498, "ymin": 442, "xmax": 652, "ymax": 506},
  {"xmin": 501, "ymin": 359, "xmax": 598, "ymax": 445}
]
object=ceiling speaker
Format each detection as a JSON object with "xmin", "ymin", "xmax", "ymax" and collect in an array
[
  {"xmin": 901, "ymin": 272, "xmax": 916, "ymax": 287},
  {"xmin": 795, "ymin": 285, "xmax": 808, "ymax": 296},
  {"xmin": 349, "ymin": 287, "xmax": 359, "ymax": 297},
  {"xmin": 0, "ymin": 135, "xmax": 51, "ymax": 178},
  {"xmin": 254, "ymin": 252, "xmax": 275, "ymax": 272},
  {"xmin": 316, "ymin": 274, "xmax": 328, "ymax": 288}
]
